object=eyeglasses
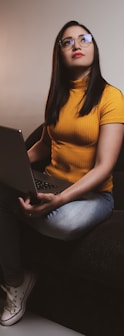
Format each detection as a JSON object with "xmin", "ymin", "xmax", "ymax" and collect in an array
[{"xmin": 59, "ymin": 34, "xmax": 92, "ymax": 50}]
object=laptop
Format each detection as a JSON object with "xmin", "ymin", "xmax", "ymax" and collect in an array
[{"xmin": 0, "ymin": 125, "xmax": 72, "ymax": 204}]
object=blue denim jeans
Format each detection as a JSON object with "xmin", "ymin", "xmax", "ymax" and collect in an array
[{"xmin": 29, "ymin": 191, "xmax": 114, "ymax": 240}]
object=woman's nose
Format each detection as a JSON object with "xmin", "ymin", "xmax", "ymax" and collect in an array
[{"xmin": 72, "ymin": 38, "xmax": 81, "ymax": 50}]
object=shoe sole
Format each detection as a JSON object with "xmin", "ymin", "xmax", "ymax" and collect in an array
[{"xmin": 0, "ymin": 274, "xmax": 36, "ymax": 326}]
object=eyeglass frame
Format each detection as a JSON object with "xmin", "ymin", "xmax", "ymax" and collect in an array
[{"xmin": 59, "ymin": 34, "xmax": 92, "ymax": 50}]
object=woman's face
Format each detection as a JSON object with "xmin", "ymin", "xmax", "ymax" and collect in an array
[{"xmin": 60, "ymin": 25, "xmax": 94, "ymax": 73}]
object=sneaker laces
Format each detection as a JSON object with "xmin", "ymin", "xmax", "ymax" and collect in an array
[{"xmin": 0, "ymin": 284, "xmax": 20, "ymax": 313}]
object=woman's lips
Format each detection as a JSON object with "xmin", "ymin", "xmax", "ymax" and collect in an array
[{"xmin": 72, "ymin": 52, "xmax": 85, "ymax": 59}]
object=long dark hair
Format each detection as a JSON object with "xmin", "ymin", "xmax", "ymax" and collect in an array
[{"xmin": 45, "ymin": 20, "xmax": 107, "ymax": 125}]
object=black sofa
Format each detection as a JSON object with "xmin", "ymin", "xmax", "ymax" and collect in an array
[
  {"xmin": 1, "ymin": 125, "xmax": 124, "ymax": 335},
  {"xmin": 25, "ymin": 125, "xmax": 124, "ymax": 336}
]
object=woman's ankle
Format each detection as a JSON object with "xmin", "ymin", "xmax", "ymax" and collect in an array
[{"xmin": 5, "ymin": 275, "xmax": 24, "ymax": 288}]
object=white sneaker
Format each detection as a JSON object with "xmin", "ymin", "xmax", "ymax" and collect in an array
[{"xmin": 0, "ymin": 272, "xmax": 36, "ymax": 326}]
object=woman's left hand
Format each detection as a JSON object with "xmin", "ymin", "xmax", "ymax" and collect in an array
[{"xmin": 18, "ymin": 192, "xmax": 62, "ymax": 218}]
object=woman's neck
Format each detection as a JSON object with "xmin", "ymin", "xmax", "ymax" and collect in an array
[{"xmin": 68, "ymin": 66, "xmax": 91, "ymax": 81}]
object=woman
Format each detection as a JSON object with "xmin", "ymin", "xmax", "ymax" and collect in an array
[{"xmin": 0, "ymin": 20, "xmax": 124, "ymax": 326}]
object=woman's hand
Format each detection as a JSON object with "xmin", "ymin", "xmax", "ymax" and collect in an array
[{"xmin": 18, "ymin": 192, "xmax": 62, "ymax": 218}]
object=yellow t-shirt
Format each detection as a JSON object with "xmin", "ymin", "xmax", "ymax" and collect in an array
[{"xmin": 46, "ymin": 78, "xmax": 124, "ymax": 192}]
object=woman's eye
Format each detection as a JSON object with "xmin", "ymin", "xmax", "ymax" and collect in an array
[
  {"xmin": 63, "ymin": 40, "xmax": 71, "ymax": 47},
  {"xmin": 80, "ymin": 36, "xmax": 85, "ymax": 42}
]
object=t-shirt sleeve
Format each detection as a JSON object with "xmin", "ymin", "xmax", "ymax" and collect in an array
[{"xmin": 99, "ymin": 85, "xmax": 124, "ymax": 125}]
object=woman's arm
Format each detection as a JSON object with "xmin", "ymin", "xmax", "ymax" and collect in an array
[
  {"xmin": 60, "ymin": 123, "xmax": 124, "ymax": 203},
  {"xmin": 28, "ymin": 125, "xmax": 51, "ymax": 164}
]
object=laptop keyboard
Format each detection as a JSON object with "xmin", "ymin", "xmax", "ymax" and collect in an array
[{"xmin": 35, "ymin": 178, "xmax": 57, "ymax": 190}]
